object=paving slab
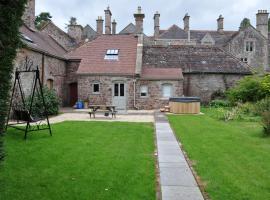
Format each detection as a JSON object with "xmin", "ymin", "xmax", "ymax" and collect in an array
[
  {"xmin": 162, "ymin": 186, "xmax": 204, "ymax": 200},
  {"xmin": 154, "ymin": 111, "xmax": 204, "ymax": 200}
]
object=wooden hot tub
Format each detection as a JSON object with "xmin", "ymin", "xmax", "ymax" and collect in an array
[{"xmin": 169, "ymin": 97, "xmax": 201, "ymax": 114}]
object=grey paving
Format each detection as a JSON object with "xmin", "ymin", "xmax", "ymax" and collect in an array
[{"xmin": 154, "ymin": 112, "xmax": 204, "ymax": 200}]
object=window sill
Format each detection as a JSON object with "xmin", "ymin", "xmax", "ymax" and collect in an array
[
  {"xmin": 160, "ymin": 97, "xmax": 170, "ymax": 100},
  {"xmin": 92, "ymin": 92, "xmax": 100, "ymax": 95}
]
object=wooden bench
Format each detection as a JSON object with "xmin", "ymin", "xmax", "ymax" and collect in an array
[{"xmin": 88, "ymin": 105, "xmax": 117, "ymax": 119}]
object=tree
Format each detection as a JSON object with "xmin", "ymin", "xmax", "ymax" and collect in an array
[
  {"xmin": 268, "ymin": 18, "xmax": 270, "ymax": 32},
  {"xmin": 69, "ymin": 17, "xmax": 77, "ymax": 25},
  {"xmin": 0, "ymin": 0, "xmax": 27, "ymax": 162},
  {"xmin": 35, "ymin": 12, "xmax": 52, "ymax": 30},
  {"xmin": 240, "ymin": 18, "xmax": 251, "ymax": 29}
]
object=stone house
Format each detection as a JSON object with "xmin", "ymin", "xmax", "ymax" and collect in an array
[{"xmin": 15, "ymin": 0, "xmax": 269, "ymax": 110}]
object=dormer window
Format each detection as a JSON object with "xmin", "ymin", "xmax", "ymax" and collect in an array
[
  {"xmin": 245, "ymin": 41, "xmax": 254, "ymax": 52},
  {"xmin": 104, "ymin": 49, "xmax": 119, "ymax": 60}
]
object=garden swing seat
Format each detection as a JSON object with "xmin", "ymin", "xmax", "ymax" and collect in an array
[{"xmin": 13, "ymin": 109, "xmax": 44, "ymax": 124}]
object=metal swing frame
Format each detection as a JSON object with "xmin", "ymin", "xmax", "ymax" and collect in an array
[{"xmin": 5, "ymin": 63, "xmax": 52, "ymax": 139}]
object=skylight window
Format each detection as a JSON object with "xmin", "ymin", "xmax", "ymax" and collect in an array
[
  {"xmin": 20, "ymin": 33, "xmax": 34, "ymax": 43},
  {"xmin": 104, "ymin": 49, "xmax": 119, "ymax": 60}
]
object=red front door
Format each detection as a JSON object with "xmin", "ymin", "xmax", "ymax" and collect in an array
[{"xmin": 69, "ymin": 83, "xmax": 78, "ymax": 106}]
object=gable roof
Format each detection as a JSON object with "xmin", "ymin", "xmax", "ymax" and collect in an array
[
  {"xmin": 143, "ymin": 45, "xmax": 251, "ymax": 74},
  {"xmin": 159, "ymin": 25, "xmax": 187, "ymax": 39},
  {"xmin": 20, "ymin": 24, "xmax": 67, "ymax": 59},
  {"xmin": 67, "ymin": 35, "xmax": 138, "ymax": 75},
  {"xmin": 119, "ymin": 23, "xmax": 136, "ymax": 35},
  {"xmin": 82, "ymin": 25, "xmax": 97, "ymax": 40}
]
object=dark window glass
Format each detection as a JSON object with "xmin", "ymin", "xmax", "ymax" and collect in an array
[
  {"xmin": 120, "ymin": 84, "xmax": 124, "ymax": 96},
  {"xmin": 114, "ymin": 84, "xmax": 119, "ymax": 96},
  {"xmin": 93, "ymin": 83, "xmax": 99, "ymax": 93}
]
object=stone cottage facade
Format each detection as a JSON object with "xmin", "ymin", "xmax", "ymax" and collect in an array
[{"xmin": 15, "ymin": 0, "xmax": 269, "ymax": 110}]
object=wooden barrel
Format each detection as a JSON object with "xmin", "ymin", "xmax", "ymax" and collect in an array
[{"xmin": 169, "ymin": 97, "xmax": 200, "ymax": 114}]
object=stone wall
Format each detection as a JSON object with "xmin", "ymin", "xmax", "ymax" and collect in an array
[
  {"xmin": 135, "ymin": 80, "xmax": 183, "ymax": 109},
  {"xmin": 183, "ymin": 73, "xmax": 245, "ymax": 103},
  {"xmin": 22, "ymin": 0, "xmax": 35, "ymax": 29},
  {"xmin": 15, "ymin": 48, "xmax": 66, "ymax": 105},
  {"xmin": 227, "ymin": 26, "xmax": 268, "ymax": 70},
  {"xmin": 41, "ymin": 22, "xmax": 76, "ymax": 51}
]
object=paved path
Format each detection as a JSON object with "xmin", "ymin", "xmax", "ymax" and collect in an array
[{"xmin": 155, "ymin": 112, "xmax": 204, "ymax": 200}]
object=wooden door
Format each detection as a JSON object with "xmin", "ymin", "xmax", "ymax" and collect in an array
[{"xmin": 69, "ymin": 82, "xmax": 78, "ymax": 106}]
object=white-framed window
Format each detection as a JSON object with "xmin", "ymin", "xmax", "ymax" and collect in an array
[
  {"xmin": 162, "ymin": 84, "xmax": 173, "ymax": 98},
  {"xmin": 104, "ymin": 49, "xmax": 119, "ymax": 60},
  {"xmin": 93, "ymin": 83, "xmax": 100, "ymax": 94},
  {"xmin": 245, "ymin": 41, "xmax": 254, "ymax": 52},
  {"xmin": 140, "ymin": 85, "xmax": 148, "ymax": 97}
]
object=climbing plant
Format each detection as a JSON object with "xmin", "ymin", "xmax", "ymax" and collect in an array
[
  {"xmin": 35, "ymin": 12, "xmax": 52, "ymax": 30},
  {"xmin": 0, "ymin": 0, "xmax": 27, "ymax": 162},
  {"xmin": 240, "ymin": 18, "xmax": 251, "ymax": 29}
]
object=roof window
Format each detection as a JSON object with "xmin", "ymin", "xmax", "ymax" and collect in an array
[{"xmin": 104, "ymin": 49, "xmax": 119, "ymax": 60}]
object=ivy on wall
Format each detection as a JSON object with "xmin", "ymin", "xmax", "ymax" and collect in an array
[{"xmin": 0, "ymin": 0, "xmax": 27, "ymax": 162}]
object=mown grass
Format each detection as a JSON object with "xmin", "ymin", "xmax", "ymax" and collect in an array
[
  {"xmin": 168, "ymin": 109, "xmax": 270, "ymax": 200},
  {"xmin": 0, "ymin": 121, "xmax": 156, "ymax": 200}
]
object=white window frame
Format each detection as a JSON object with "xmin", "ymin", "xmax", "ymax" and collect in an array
[
  {"xmin": 140, "ymin": 85, "xmax": 148, "ymax": 97},
  {"xmin": 162, "ymin": 83, "xmax": 173, "ymax": 99},
  {"xmin": 92, "ymin": 82, "xmax": 100, "ymax": 94}
]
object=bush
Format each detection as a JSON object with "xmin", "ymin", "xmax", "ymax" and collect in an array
[
  {"xmin": 26, "ymin": 86, "xmax": 60, "ymax": 117},
  {"xmin": 226, "ymin": 76, "xmax": 265, "ymax": 104},
  {"xmin": 209, "ymin": 99, "xmax": 231, "ymax": 108},
  {"xmin": 254, "ymin": 97, "xmax": 270, "ymax": 115},
  {"xmin": 261, "ymin": 112, "xmax": 270, "ymax": 136},
  {"xmin": 261, "ymin": 74, "xmax": 270, "ymax": 96}
]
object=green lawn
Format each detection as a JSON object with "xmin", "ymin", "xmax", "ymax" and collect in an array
[
  {"xmin": 0, "ymin": 121, "xmax": 156, "ymax": 200},
  {"xmin": 168, "ymin": 108, "xmax": 270, "ymax": 200}
]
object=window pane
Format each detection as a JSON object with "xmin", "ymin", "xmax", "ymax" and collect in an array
[
  {"xmin": 114, "ymin": 84, "xmax": 119, "ymax": 96},
  {"xmin": 93, "ymin": 84, "xmax": 99, "ymax": 93},
  {"xmin": 162, "ymin": 84, "xmax": 172, "ymax": 98},
  {"xmin": 120, "ymin": 84, "xmax": 124, "ymax": 96}
]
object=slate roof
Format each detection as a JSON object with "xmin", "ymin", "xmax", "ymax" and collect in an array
[
  {"xmin": 20, "ymin": 24, "xmax": 67, "ymax": 59},
  {"xmin": 119, "ymin": 23, "xmax": 136, "ymax": 35},
  {"xmin": 67, "ymin": 35, "xmax": 138, "ymax": 75},
  {"xmin": 141, "ymin": 67, "xmax": 183, "ymax": 80},
  {"xmin": 143, "ymin": 45, "xmax": 251, "ymax": 74},
  {"xmin": 158, "ymin": 24, "xmax": 237, "ymax": 46}
]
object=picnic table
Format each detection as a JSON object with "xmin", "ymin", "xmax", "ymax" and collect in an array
[{"xmin": 88, "ymin": 105, "xmax": 117, "ymax": 118}]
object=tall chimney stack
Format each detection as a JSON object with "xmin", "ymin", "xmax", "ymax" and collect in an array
[
  {"xmin": 256, "ymin": 10, "xmax": 269, "ymax": 38},
  {"xmin": 217, "ymin": 15, "xmax": 224, "ymax": 33},
  {"xmin": 104, "ymin": 6, "xmax": 112, "ymax": 34},
  {"xmin": 154, "ymin": 11, "xmax": 160, "ymax": 39},
  {"xmin": 183, "ymin": 13, "xmax": 190, "ymax": 32},
  {"xmin": 67, "ymin": 18, "xmax": 83, "ymax": 42},
  {"xmin": 134, "ymin": 6, "xmax": 145, "ymax": 34},
  {"xmin": 112, "ymin": 19, "xmax": 117, "ymax": 35},
  {"xmin": 22, "ymin": 0, "xmax": 35, "ymax": 29},
  {"xmin": 96, "ymin": 16, "xmax": 104, "ymax": 35}
]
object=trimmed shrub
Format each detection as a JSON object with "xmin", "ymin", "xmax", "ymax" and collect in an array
[
  {"xmin": 262, "ymin": 112, "xmax": 270, "ymax": 136},
  {"xmin": 261, "ymin": 74, "xmax": 270, "ymax": 96},
  {"xmin": 226, "ymin": 76, "xmax": 265, "ymax": 104},
  {"xmin": 26, "ymin": 87, "xmax": 60, "ymax": 117}
]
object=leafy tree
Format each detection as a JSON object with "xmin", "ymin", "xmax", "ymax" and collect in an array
[
  {"xmin": 69, "ymin": 17, "xmax": 77, "ymax": 25},
  {"xmin": 268, "ymin": 18, "xmax": 270, "ymax": 32},
  {"xmin": 240, "ymin": 18, "xmax": 251, "ymax": 29},
  {"xmin": 35, "ymin": 12, "xmax": 52, "ymax": 30},
  {"xmin": 0, "ymin": 0, "xmax": 27, "ymax": 162}
]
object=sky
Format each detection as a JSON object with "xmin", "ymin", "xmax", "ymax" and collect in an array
[{"xmin": 36, "ymin": 0, "xmax": 269, "ymax": 35}]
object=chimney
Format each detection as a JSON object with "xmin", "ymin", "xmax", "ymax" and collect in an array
[
  {"xmin": 217, "ymin": 15, "xmax": 224, "ymax": 33},
  {"xmin": 183, "ymin": 13, "xmax": 190, "ymax": 32},
  {"xmin": 112, "ymin": 19, "xmax": 117, "ymax": 35},
  {"xmin": 22, "ymin": 0, "xmax": 35, "ymax": 29},
  {"xmin": 67, "ymin": 18, "xmax": 83, "ymax": 42},
  {"xmin": 256, "ymin": 10, "xmax": 269, "ymax": 38},
  {"xmin": 154, "ymin": 11, "xmax": 160, "ymax": 38},
  {"xmin": 104, "ymin": 6, "xmax": 112, "ymax": 34},
  {"xmin": 134, "ymin": 6, "xmax": 145, "ymax": 34},
  {"xmin": 96, "ymin": 16, "xmax": 104, "ymax": 35}
]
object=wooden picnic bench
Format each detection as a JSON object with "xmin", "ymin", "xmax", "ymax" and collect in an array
[{"xmin": 88, "ymin": 105, "xmax": 117, "ymax": 119}]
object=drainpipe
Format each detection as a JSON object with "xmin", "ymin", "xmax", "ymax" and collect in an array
[
  {"xmin": 133, "ymin": 78, "xmax": 139, "ymax": 110},
  {"xmin": 41, "ymin": 54, "xmax": 45, "ymax": 85}
]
